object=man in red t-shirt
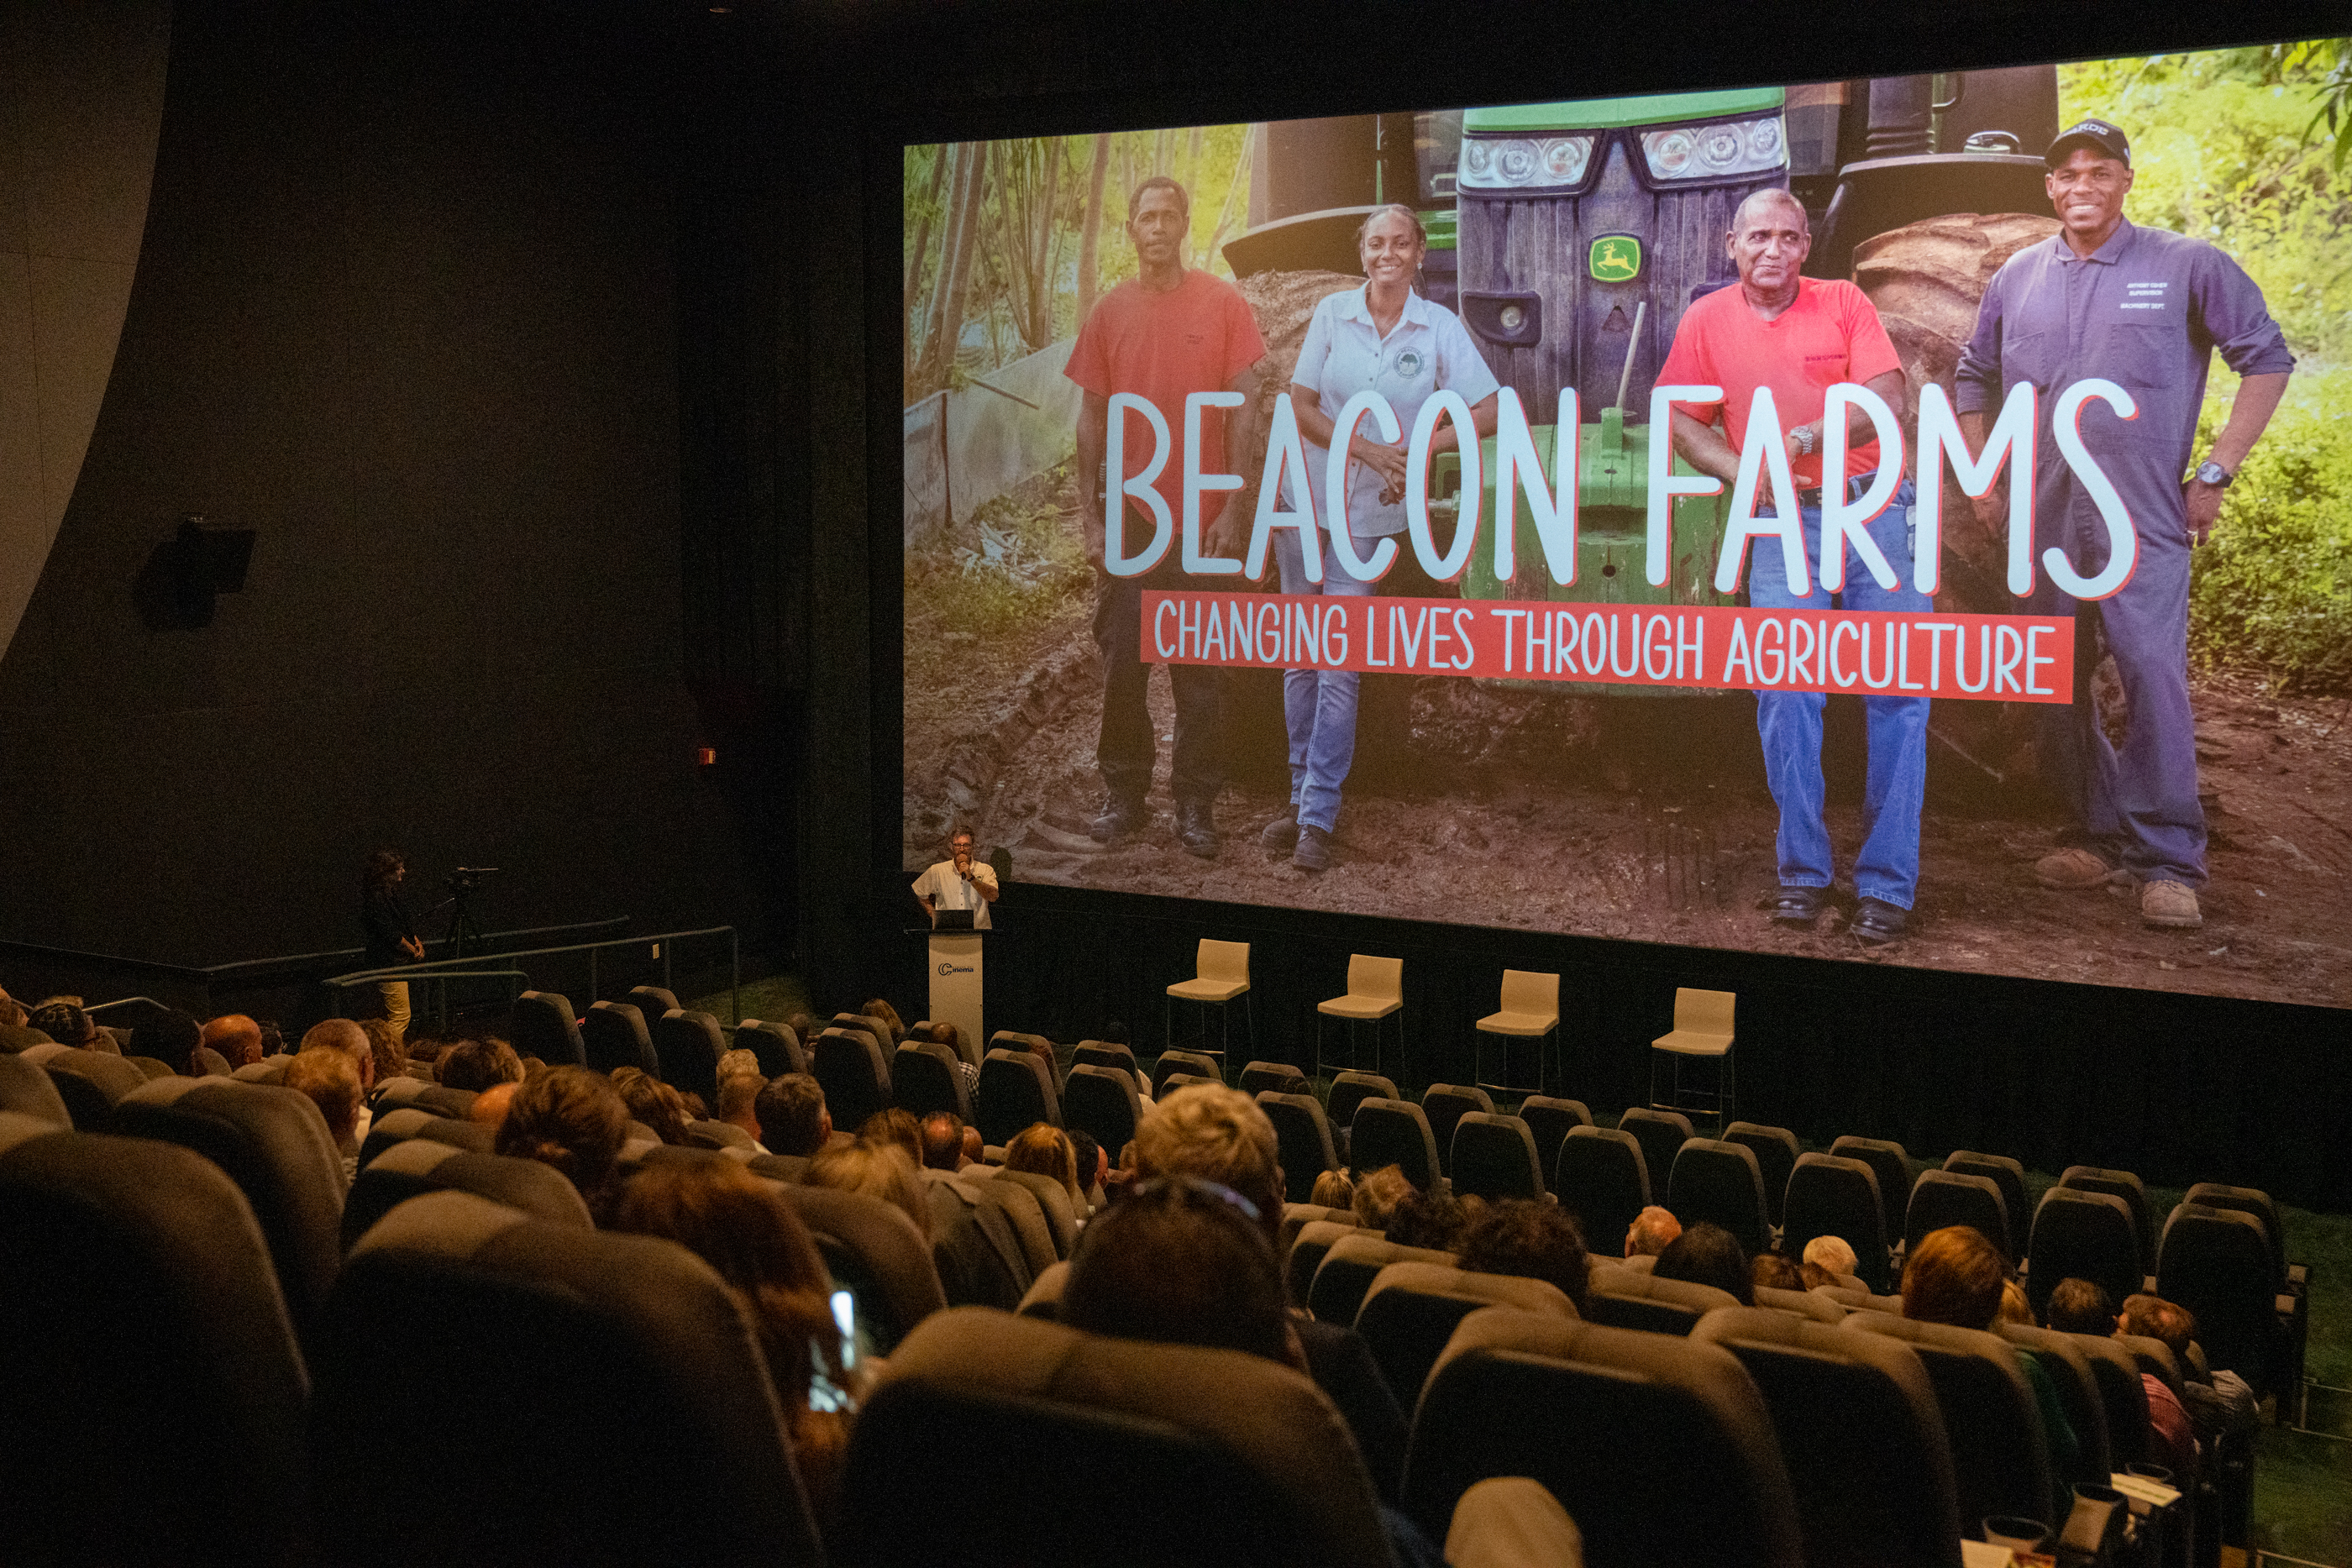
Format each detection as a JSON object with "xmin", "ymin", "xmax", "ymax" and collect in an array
[
  {"xmin": 1065, "ymin": 176, "xmax": 1266, "ymax": 857},
  {"xmin": 1658, "ymin": 187, "xmax": 1925, "ymax": 943}
]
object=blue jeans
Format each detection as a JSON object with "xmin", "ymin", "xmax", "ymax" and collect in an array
[
  {"xmin": 1746, "ymin": 478, "xmax": 1930, "ymax": 910},
  {"xmin": 1273, "ymin": 529, "xmax": 1378, "ymax": 833}
]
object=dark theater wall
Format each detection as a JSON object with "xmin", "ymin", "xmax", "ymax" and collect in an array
[{"xmin": 0, "ymin": 0, "xmax": 770, "ymax": 967}]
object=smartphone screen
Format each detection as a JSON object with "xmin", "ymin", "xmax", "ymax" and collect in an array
[{"xmin": 808, "ymin": 1288, "xmax": 859, "ymax": 1413}]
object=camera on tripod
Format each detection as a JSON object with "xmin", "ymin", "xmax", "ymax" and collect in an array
[{"xmin": 444, "ymin": 866, "xmax": 499, "ymax": 895}]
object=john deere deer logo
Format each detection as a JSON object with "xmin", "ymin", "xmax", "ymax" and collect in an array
[{"xmin": 1589, "ymin": 235, "xmax": 1642, "ymax": 282}]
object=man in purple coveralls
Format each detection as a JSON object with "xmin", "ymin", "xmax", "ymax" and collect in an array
[{"xmin": 1956, "ymin": 118, "xmax": 2294, "ymax": 931}]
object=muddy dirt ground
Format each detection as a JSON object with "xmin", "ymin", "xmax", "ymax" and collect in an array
[{"xmin": 905, "ymin": 585, "xmax": 2352, "ymax": 1009}]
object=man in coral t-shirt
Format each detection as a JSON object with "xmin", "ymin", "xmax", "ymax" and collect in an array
[
  {"xmin": 1065, "ymin": 176, "xmax": 1266, "ymax": 857},
  {"xmin": 1658, "ymin": 187, "xmax": 1925, "ymax": 943}
]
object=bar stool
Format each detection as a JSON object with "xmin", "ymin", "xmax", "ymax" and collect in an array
[
  {"xmin": 1315, "ymin": 955, "xmax": 1404, "ymax": 1086},
  {"xmin": 1163, "ymin": 939, "xmax": 1252, "ymax": 1071},
  {"xmin": 1649, "ymin": 987, "xmax": 1735, "ymax": 1133},
  {"xmin": 1473, "ymin": 969, "xmax": 1561, "ymax": 1098}
]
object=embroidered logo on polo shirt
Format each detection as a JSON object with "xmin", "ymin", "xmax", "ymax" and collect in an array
[{"xmin": 1394, "ymin": 349, "xmax": 1424, "ymax": 378}]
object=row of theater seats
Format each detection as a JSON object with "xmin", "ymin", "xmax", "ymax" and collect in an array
[
  {"xmin": 0, "ymin": 1042, "xmax": 1593, "ymax": 1565},
  {"xmin": 1250, "ymin": 1204, "xmax": 2222, "ymax": 1568},
  {"xmin": 1269, "ymin": 1078, "xmax": 2306, "ymax": 1418}
]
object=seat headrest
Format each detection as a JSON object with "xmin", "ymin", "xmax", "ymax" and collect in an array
[{"xmin": 1365, "ymin": 1260, "xmax": 1576, "ymax": 1319}]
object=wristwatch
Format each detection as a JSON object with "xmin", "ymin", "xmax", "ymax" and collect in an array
[
  {"xmin": 2194, "ymin": 460, "xmax": 2234, "ymax": 487},
  {"xmin": 1793, "ymin": 425, "xmax": 1818, "ymax": 456}
]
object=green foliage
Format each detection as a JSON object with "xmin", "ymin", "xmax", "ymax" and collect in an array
[{"xmin": 2187, "ymin": 366, "xmax": 2352, "ymax": 694}]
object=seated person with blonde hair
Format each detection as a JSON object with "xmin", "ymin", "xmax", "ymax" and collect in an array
[
  {"xmin": 286, "ymin": 1046, "xmax": 365, "ymax": 1183},
  {"xmin": 1801, "ymin": 1233, "xmax": 1859, "ymax": 1281},
  {"xmin": 1625, "ymin": 1204, "xmax": 1682, "ymax": 1263}
]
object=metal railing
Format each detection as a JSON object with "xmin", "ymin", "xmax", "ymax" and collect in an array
[{"xmin": 325, "ymin": 925, "xmax": 740, "ymax": 1030}]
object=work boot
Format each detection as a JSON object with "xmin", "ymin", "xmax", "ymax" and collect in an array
[
  {"xmin": 1089, "ymin": 795, "xmax": 1144, "ymax": 844},
  {"xmin": 1259, "ymin": 805, "xmax": 1300, "ymax": 854},
  {"xmin": 2035, "ymin": 846, "xmax": 2118, "ymax": 889},
  {"xmin": 1176, "ymin": 798, "xmax": 1220, "ymax": 859},
  {"xmin": 1292, "ymin": 824, "xmax": 1333, "ymax": 872},
  {"xmin": 1851, "ymin": 897, "xmax": 1909, "ymax": 945},
  {"xmin": 2141, "ymin": 879, "xmax": 2202, "ymax": 930},
  {"xmin": 1769, "ymin": 885, "xmax": 1824, "ymax": 927}
]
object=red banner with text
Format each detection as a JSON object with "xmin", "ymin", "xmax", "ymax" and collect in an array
[{"xmin": 1139, "ymin": 591, "xmax": 2073, "ymax": 701}]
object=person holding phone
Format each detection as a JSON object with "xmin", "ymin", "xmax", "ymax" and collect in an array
[
  {"xmin": 1264, "ymin": 204, "xmax": 1499, "ymax": 872},
  {"xmin": 911, "ymin": 826, "xmax": 997, "ymax": 929}
]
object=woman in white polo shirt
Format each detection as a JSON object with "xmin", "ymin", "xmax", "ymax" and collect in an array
[{"xmin": 1261, "ymin": 204, "xmax": 1499, "ymax": 871}]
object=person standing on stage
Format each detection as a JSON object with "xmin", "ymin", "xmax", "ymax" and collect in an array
[
  {"xmin": 1262, "ymin": 204, "xmax": 1499, "ymax": 873},
  {"xmin": 912, "ymin": 826, "xmax": 998, "ymax": 930},
  {"xmin": 1956, "ymin": 118, "xmax": 2293, "ymax": 931},
  {"xmin": 1660, "ymin": 187, "xmax": 1925, "ymax": 943},
  {"xmin": 360, "ymin": 848, "xmax": 425, "ymax": 1047},
  {"xmin": 1066, "ymin": 176, "xmax": 1268, "ymax": 859}
]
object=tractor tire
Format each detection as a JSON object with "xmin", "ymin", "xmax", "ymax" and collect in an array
[{"xmin": 1853, "ymin": 212, "xmax": 2066, "ymax": 801}]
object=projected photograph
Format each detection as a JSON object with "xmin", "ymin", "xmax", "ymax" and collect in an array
[{"xmin": 900, "ymin": 42, "xmax": 2352, "ymax": 1006}]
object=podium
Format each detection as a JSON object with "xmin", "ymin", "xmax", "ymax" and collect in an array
[{"xmin": 911, "ymin": 926, "xmax": 984, "ymax": 1053}]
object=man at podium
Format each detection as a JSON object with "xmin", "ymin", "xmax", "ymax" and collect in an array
[{"xmin": 913, "ymin": 827, "xmax": 999, "ymax": 929}]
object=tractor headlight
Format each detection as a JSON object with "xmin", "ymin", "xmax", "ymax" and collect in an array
[
  {"xmin": 1642, "ymin": 115, "xmax": 1786, "ymax": 181},
  {"xmin": 1459, "ymin": 134, "xmax": 1594, "ymax": 191}
]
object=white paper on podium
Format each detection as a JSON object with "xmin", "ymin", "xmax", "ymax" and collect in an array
[{"xmin": 928, "ymin": 930, "xmax": 984, "ymax": 1057}]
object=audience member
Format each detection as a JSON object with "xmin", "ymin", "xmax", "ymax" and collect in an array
[
  {"xmin": 805, "ymin": 1138, "xmax": 931, "ymax": 1241},
  {"xmin": 137, "ymin": 1007, "xmax": 207, "ymax": 1075},
  {"xmin": 858, "ymin": 1108, "xmax": 923, "ymax": 1167},
  {"xmin": 300, "ymin": 1018, "xmax": 376, "ymax": 1147},
  {"xmin": 1801, "ymin": 1234, "xmax": 1859, "ymax": 1280},
  {"xmin": 1799, "ymin": 1261, "xmax": 1840, "ymax": 1291},
  {"xmin": 1459, "ymin": 1199, "xmax": 1589, "ymax": 1314},
  {"xmin": 29, "ymin": 1000, "xmax": 116, "ymax": 1055},
  {"xmin": 1005, "ymin": 1123, "xmax": 1086, "ymax": 1215},
  {"xmin": 716, "ymin": 1047, "xmax": 762, "ymax": 1083},
  {"xmin": 360, "ymin": 1018, "xmax": 408, "ymax": 1087},
  {"xmin": 2045, "ymin": 1276, "xmax": 2116, "ymax": 1335},
  {"xmin": 470, "ymin": 1079, "xmax": 519, "ymax": 1134},
  {"xmin": 1131, "ymin": 1084, "xmax": 1410, "ymax": 1503},
  {"xmin": 1310, "ymin": 1167, "xmax": 1357, "ymax": 1210},
  {"xmin": 759, "ymin": 1073, "xmax": 832, "ymax": 1157},
  {"xmin": 257, "ymin": 1018, "xmax": 290, "ymax": 1058},
  {"xmin": 611, "ymin": 1162, "xmax": 857, "ymax": 1529},
  {"xmin": 2119, "ymin": 1293, "xmax": 2258, "ymax": 1451},
  {"xmin": 717, "ymin": 1072, "xmax": 767, "ymax": 1151},
  {"xmin": 495, "ymin": 1065, "xmax": 632, "ymax": 1225},
  {"xmin": 435, "ymin": 1036, "xmax": 525, "ymax": 1093},
  {"xmin": 2049, "ymin": 1284, "xmax": 2192, "ymax": 1476},
  {"xmin": 1751, "ymin": 1252, "xmax": 1804, "ymax": 1293},
  {"xmin": 861, "ymin": 999, "xmax": 907, "ymax": 1044},
  {"xmin": 961, "ymin": 1125, "xmax": 984, "ymax": 1167},
  {"xmin": 1625, "ymin": 1204, "xmax": 1682, "ymax": 1259},
  {"xmin": 1655, "ymin": 1222, "xmax": 1753, "ymax": 1305},
  {"xmin": 1903, "ymin": 1225, "xmax": 2078, "ymax": 1515},
  {"xmin": 612, "ymin": 1067, "xmax": 694, "ymax": 1146},
  {"xmin": 1352, "ymin": 1164, "xmax": 1417, "ymax": 1232},
  {"xmin": 1387, "ymin": 1188, "xmax": 1474, "ymax": 1252},
  {"xmin": 1998, "ymin": 1277, "xmax": 2036, "ymax": 1326},
  {"xmin": 202, "ymin": 1013, "xmax": 265, "ymax": 1069},
  {"xmin": 286, "ymin": 1046, "xmax": 365, "ymax": 1184},
  {"xmin": 917, "ymin": 1111, "xmax": 968, "ymax": 1171},
  {"xmin": 1067, "ymin": 1129, "xmax": 1105, "ymax": 1212}
]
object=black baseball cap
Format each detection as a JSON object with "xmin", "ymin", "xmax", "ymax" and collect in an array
[{"xmin": 2046, "ymin": 118, "xmax": 2131, "ymax": 169}]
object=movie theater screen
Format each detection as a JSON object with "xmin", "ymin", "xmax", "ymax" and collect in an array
[{"xmin": 900, "ymin": 39, "xmax": 2352, "ymax": 1008}]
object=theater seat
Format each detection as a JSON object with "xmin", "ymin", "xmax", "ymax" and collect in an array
[
  {"xmin": 1152, "ymin": 1047, "xmax": 1222, "ymax": 1097},
  {"xmin": 813, "ymin": 1025, "xmax": 894, "ymax": 1132},
  {"xmin": 341, "ymin": 1138, "xmax": 593, "ymax": 1251},
  {"xmin": 0, "ymin": 1114, "xmax": 312, "ymax": 1565},
  {"xmin": 1998, "ymin": 1320, "xmax": 2115, "ymax": 1485},
  {"xmin": 1842, "ymin": 1308, "xmax": 2055, "ymax": 1534},
  {"xmin": 1356, "ymin": 1261, "xmax": 1574, "ymax": 1409},
  {"xmin": 734, "ymin": 1018, "xmax": 805, "ymax": 1078},
  {"xmin": 373, "ymin": 1076, "xmax": 479, "ymax": 1121},
  {"xmin": 1348, "ymin": 1099, "xmax": 1443, "ymax": 1193},
  {"xmin": 110, "ymin": 1078, "xmax": 347, "ymax": 1341},
  {"xmin": 975, "ymin": 1047, "xmax": 1058, "ymax": 1147},
  {"xmin": 1782, "ymin": 1152, "xmax": 1891, "ymax": 1293},
  {"xmin": 627, "ymin": 985, "xmax": 682, "ymax": 1030},
  {"xmin": 1552, "ymin": 1125, "xmax": 1651, "ymax": 1257},
  {"xmin": 1693, "ymin": 1305, "xmax": 1962, "ymax": 1568},
  {"xmin": 1827, "ymin": 1135, "xmax": 1914, "ymax": 1241},
  {"xmin": 2182, "ymin": 1181, "xmax": 2305, "ymax": 1402},
  {"xmin": 775, "ymin": 1181, "xmax": 946, "ymax": 1354},
  {"xmin": 2061, "ymin": 1165, "xmax": 2158, "ymax": 1278},
  {"xmin": 1516, "ymin": 1096, "xmax": 1593, "ymax": 1190},
  {"xmin": 2156, "ymin": 1202, "xmax": 2284, "ymax": 1396},
  {"xmin": 1582, "ymin": 1269, "xmax": 1740, "ymax": 1335},
  {"xmin": 1326, "ymin": 1070, "xmax": 1399, "ymax": 1142},
  {"xmin": 1449, "ymin": 1112, "xmax": 1546, "ymax": 1203},
  {"xmin": 1906, "ymin": 1169, "xmax": 2013, "ymax": 1261},
  {"xmin": 509, "ymin": 990, "xmax": 588, "ymax": 1067},
  {"xmin": 1420, "ymin": 1084, "xmax": 1494, "ymax": 1177},
  {"xmin": 234, "ymin": 1055, "xmax": 293, "ymax": 1085},
  {"xmin": 1405, "ymin": 1307, "xmax": 1803, "ymax": 1567},
  {"xmin": 2051, "ymin": 1329, "xmax": 2158, "ymax": 1471},
  {"xmin": 894, "ymin": 1039, "xmax": 974, "ymax": 1120},
  {"xmin": 1617, "ymin": 1108, "xmax": 1695, "ymax": 1196},
  {"xmin": 1725, "ymin": 1121, "xmax": 1802, "ymax": 1228},
  {"xmin": 1285, "ymin": 1219, "xmax": 1359, "ymax": 1310},
  {"xmin": 2026, "ymin": 1186, "xmax": 2140, "ymax": 1322},
  {"xmin": 843, "ymin": 1306, "xmax": 1398, "ymax": 1568},
  {"xmin": 0, "ymin": 1051, "xmax": 71, "ymax": 1127},
  {"xmin": 1667, "ymin": 1137, "xmax": 1772, "ymax": 1256},
  {"xmin": 1309, "ymin": 1231, "xmax": 1460, "ymax": 1329},
  {"xmin": 24, "ymin": 1042, "xmax": 148, "ymax": 1130},
  {"xmin": 651, "ymin": 1009, "xmax": 728, "ymax": 1107},
  {"xmin": 1943, "ymin": 1151, "xmax": 2030, "ymax": 1256},
  {"xmin": 581, "ymin": 1001, "xmax": 661, "ymax": 1077},
  {"xmin": 310, "ymin": 1191, "xmax": 824, "ymax": 1566},
  {"xmin": 355, "ymin": 1105, "xmax": 497, "ymax": 1169},
  {"xmin": 987, "ymin": 1167, "xmax": 1079, "ymax": 1259},
  {"xmin": 1257, "ymin": 1091, "xmax": 1340, "ymax": 1203},
  {"xmin": 1062, "ymin": 1062, "xmax": 1144, "ymax": 1155},
  {"xmin": 1238, "ymin": 1059, "xmax": 1310, "ymax": 1098}
]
